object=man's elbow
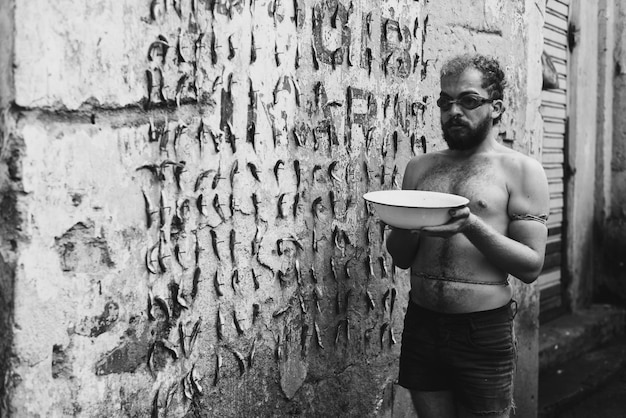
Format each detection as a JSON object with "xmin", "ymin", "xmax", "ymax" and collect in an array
[
  {"xmin": 385, "ymin": 238, "xmax": 414, "ymax": 270},
  {"xmin": 393, "ymin": 259, "xmax": 413, "ymax": 270},
  {"xmin": 515, "ymin": 258, "xmax": 545, "ymax": 284},
  {"xmin": 387, "ymin": 248, "xmax": 413, "ymax": 270},
  {"xmin": 516, "ymin": 272, "xmax": 540, "ymax": 284}
]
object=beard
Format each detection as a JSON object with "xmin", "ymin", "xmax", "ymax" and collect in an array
[{"xmin": 442, "ymin": 115, "xmax": 492, "ymax": 150}]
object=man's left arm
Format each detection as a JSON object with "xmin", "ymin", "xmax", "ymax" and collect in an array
[
  {"xmin": 467, "ymin": 157, "xmax": 549, "ymax": 283},
  {"xmin": 423, "ymin": 157, "xmax": 550, "ymax": 283}
]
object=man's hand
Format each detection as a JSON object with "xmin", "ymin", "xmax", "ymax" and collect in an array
[{"xmin": 420, "ymin": 206, "xmax": 471, "ymax": 238}]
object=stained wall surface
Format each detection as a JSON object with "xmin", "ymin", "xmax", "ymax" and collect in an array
[
  {"xmin": 0, "ymin": 1, "xmax": 543, "ymax": 416},
  {"xmin": 593, "ymin": 0, "xmax": 626, "ymax": 306}
]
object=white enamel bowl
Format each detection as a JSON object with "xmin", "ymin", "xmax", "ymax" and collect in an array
[{"xmin": 363, "ymin": 190, "xmax": 469, "ymax": 229}]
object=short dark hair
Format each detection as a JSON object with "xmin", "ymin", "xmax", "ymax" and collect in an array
[{"xmin": 440, "ymin": 54, "xmax": 506, "ymax": 101}]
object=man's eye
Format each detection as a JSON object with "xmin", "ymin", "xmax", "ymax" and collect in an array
[
  {"xmin": 436, "ymin": 97, "xmax": 451, "ymax": 108},
  {"xmin": 459, "ymin": 96, "xmax": 481, "ymax": 107}
]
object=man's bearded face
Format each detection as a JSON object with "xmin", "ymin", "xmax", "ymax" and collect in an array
[
  {"xmin": 441, "ymin": 113, "xmax": 492, "ymax": 150},
  {"xmin": 439, "ymin": 68, "xmax": 499, "ymax": 151}
]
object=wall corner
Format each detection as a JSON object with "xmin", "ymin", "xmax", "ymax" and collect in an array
[{"xmin": 0, "ymin": 0, "xmax": 15, "ymax": 109}]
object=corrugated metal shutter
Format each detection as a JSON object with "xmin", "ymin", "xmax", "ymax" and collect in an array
[{"xmin": 539, "ymin": 0, "xmax": 569, "ymax": 322}]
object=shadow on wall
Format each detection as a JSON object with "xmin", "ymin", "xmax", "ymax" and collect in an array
[{"xmin": 595, "ymin": 217, "xmax": 626, "ymax": 306}]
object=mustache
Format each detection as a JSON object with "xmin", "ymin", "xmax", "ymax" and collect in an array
[{"xmin": 443, "ymin": 118, "xmax": 469, "ymax": 129}]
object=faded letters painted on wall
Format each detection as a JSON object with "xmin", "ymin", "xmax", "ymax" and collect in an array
[{"xmin": 103, "ymin": 0, "xmax": 429, "ymax": 415}]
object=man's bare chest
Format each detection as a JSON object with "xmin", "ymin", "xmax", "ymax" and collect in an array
[{"xmin": 415, "ymin": 160, "xmax": 508, "ymax": 214}]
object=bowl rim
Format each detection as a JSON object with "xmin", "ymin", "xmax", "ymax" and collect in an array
[{"xmin": 363, "ymin": 190, "xmax": 469, "ymax": 209}]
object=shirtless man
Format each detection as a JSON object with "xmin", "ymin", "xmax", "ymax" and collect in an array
[{"xmin": 386, "ymin": 54, "xmax": 549, "ymax": 417}]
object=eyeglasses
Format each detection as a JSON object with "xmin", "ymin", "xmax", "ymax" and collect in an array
[{"xmin": 436, "ymin": 94, "xmax": 493, "ymax": 111}]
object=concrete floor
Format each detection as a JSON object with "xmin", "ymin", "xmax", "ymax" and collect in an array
[
  {"xmin": 557, "ymin": 364, "xmax": 626, "ymax": 418},
  {"xmin": 539, "ymin": 336, "xmax": 626, "ymax": 417},
  {"xmin": 538, "ymin": 305, "xmax": 626, "ymax": 418}
]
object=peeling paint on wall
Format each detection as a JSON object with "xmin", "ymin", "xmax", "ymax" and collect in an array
[
  {"xmin": 131, "ymin": 1, "xmax": 426, "ymax": 415},
  {"xmin": 55, "ymin": 222, "xmax": 115, "ymax": 272},
  {"xmin": 1, "ymin": 0, "xmax": 542, "ymax": 416}
]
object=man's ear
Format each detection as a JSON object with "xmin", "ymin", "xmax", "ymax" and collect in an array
[{"xmin": 491, "ymin": 99, "xmax": 505, "ymax": 119}]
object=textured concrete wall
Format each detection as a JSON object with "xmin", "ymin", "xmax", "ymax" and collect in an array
[
  {"xmin": 605, "ymin": 0, "xmax": 626, "ymax": 300},
  {"xmin": 565, "ymin": 1, "xmax": 598, "ymax": 310},
  {"xmin": 595, "ymin": 0, "xmax": 614, "ymax": 224},
  {"xmin": 594, "ymin": 0, "xmax": 626, "ymax": 305},
  {"xmin": 613, "ymin": 2, "xmax": 626, "ymax": 203},
  {"xmin": 0, "ymin": 0, "xmax": 17, "ymax": 413},
  {"xmin": 563, "ymin": 0, "xmax": 599, "ymax": 311},
  {"xmin": 0, "ymin": 1, "xmax": 542, "ymax": 417}
]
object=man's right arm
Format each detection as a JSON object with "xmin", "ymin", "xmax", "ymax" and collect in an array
[{"xmin": 384, "ymin": 157, "xmax": 423, "ymax": 270}]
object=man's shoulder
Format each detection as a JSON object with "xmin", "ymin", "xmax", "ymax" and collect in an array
[
  {"xmin": 495, "ymin": 147, "xmax": 548, "ymax": 198},
  {"xmin": 407, "ymin": 150, "xmax": 448, "ymax": 166},
  {"xmin": 402, "ymin": 151, "xmax": 447, "ymax": 188},
  {"xmin": 495, "ymin": 146, "xmax": 544, "ymax": 173}
]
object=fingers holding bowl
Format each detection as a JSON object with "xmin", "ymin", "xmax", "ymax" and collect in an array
[
  {"xmin": 420, "ymin": 205, "xmax": 471, "ymax": 237},
  {"xmin": 448, "ymin": 205, "xmax": 470, "ymax": 219}
]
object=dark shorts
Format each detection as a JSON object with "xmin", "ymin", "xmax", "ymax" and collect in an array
[{"xmin": 398, "ymin": 299, "xmax": 517, "ymax": 415}]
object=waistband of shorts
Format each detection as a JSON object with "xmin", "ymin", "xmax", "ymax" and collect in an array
[{"xmin": 408, "ymin": 298, "xmax": 517, "ymax": 321}]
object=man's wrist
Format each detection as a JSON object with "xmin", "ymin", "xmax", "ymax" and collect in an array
[{"xmin": 463, "ymin": 213, "xmax": 480, "ymax": 236}]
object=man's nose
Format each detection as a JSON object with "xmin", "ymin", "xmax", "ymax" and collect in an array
[{"xmin": 446, "ymin": 102, "xmax": 464, "ymax": 116}]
